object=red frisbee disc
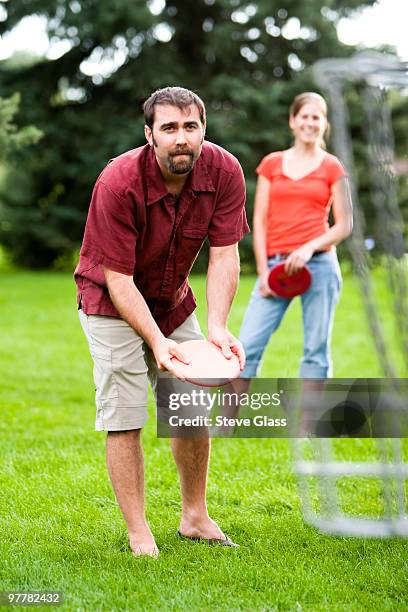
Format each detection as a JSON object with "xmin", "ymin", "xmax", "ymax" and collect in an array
[
  {"xmin": 171, "ymin": 340, "xmax": 240, "ymax": 387},
  {"xmin": 268, "ymin": 262, "xmax": 312, "ymax": 298}
]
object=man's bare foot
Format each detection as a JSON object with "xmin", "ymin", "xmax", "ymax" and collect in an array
[
  {"xmin": 178, "ymin": 513, "xmax": 226, "ymax": 541},
  {"xmin": 129, "ymin": 524, "xmax": 159, "ymax": 558}
]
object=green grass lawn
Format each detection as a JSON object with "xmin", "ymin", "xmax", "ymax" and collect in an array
[{"xmin": 1, "ymin": 269, "xmax": 407, "ymax": 611}]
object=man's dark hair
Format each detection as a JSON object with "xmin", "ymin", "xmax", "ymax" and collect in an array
[{"xmin": 143, "ymin": 87, "xmax": 206, "ymax": 129}]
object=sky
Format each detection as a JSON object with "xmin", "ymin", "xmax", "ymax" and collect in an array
[
  {"xmin": 0, "ymin": 0, "xmax": 407, "ymax": 67},
  {"xmin": 336, "ymin": 0, "xmax": 407, "ymax": 59}
]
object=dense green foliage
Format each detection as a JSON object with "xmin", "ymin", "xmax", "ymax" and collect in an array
[
  {"xmin": 0, "ymin": 93, "xmax": 42, "ymax": 161},
  {"xmin": 1, "ymin": 0, "xmax": 397, "ymax": 268}
]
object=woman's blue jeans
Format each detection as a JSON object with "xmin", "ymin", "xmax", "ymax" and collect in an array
[{"xmin": 239, "ymin": 251, "xmax": 342, "ymax": 378}]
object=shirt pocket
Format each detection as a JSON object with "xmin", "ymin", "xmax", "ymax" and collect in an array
[
  {"xmin": 179, "ymin": 226, "xmax": 208, "ymax": 274},
  {"xmin": 182, "ymin": 227, "xmax": 208, "ymax": 240}
]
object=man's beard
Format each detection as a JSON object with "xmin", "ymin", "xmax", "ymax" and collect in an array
[{"xmin": 167, "ymin": 149, "xmax": 195, "ymax": 174}]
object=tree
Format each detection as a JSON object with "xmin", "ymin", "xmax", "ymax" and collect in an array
[
  {"xmin": 0, "ymin": 0, "xmax": 378, "ymax": 267},
  {"xmin": 0, "ymin": 92, "xmax": 42, "ymax": 264},
  {"xmin": 0, "ymin": 93, "xmax": 42, "ymax": 161}
]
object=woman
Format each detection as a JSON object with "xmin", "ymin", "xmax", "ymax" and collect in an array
[{"xmin": 239, "ymin": 92, "xmax": 353, "ymax": 378}]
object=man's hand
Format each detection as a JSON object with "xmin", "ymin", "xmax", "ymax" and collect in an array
[
  {"xmin": 284, "ymin": 244, "xmax": 314, "ymax": 275},
  {"xmin": 151, "ymin": 336, "xmax": 191, "ymax": 381},
  {"xmin": 206, "ymin": 244, "xmax": 245, "ymax": 369},
  {"xmin": 208, "ymin": 326, "xmax": 246, "ymax": 370}
]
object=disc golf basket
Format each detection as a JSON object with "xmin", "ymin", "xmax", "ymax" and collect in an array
[{"xmin": 293, "ymin": 52, "xmax": 408, "ymax": 537}]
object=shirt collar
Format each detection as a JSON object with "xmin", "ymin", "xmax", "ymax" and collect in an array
[
  {"xmin": 145, "ymin": 144, "xmax": 215, "ymax": 206},
  {"xmin": 190, "ymin": 150, "xmax": 216, "ymax": 193}
]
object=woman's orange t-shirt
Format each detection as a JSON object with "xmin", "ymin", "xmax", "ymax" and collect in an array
[{"xmin": 256, "ymin": 151, "xmax": 347, "ymax": 256}]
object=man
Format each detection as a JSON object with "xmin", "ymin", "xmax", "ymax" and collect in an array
[{"xmin": 75, "ymin": 86, "xmax": 249, "ymax": 557}]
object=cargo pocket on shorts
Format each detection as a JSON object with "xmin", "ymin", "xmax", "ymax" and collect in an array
[{"xmin": 90, "ymin": 346, "xmax": 119, "ymax": 404}]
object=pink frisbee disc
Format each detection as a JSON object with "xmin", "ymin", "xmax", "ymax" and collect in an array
[
  {"xmin": 171, "ymin": 340, "xmax": 240, "ymax": 387},
  {"xmin": 268, "ymin": 262, "xmax": 312, "ymax": 298}
]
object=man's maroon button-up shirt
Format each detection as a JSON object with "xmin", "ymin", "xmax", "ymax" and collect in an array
[{"xmin": 74, "ymin": 141, "xmax": 249, "ymax": 336}]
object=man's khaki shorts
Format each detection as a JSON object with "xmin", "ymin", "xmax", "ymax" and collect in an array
[{"xmin": 78, "ymin": 310, "xmax": 204, "ymax": 431}]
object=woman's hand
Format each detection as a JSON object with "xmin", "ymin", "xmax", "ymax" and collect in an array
[
  {"xmin": 284, "ymin": 244, "xmax": 314, "ymax": 275},
  {"xmin": 259, "ymin": 269, "xmax": 276, "ymax": 297}
]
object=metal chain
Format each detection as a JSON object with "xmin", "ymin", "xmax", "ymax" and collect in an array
[
  {"xmin": 313, "ymin": 53, "xmax": 408, "ymax": 377},
  {"xmin": 362, "ymin": 85, "xmax": 408, "ymax": 371},
  {"xmin": 314, "ymin": 72, "xmax": 397, "ymax": 377}
]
